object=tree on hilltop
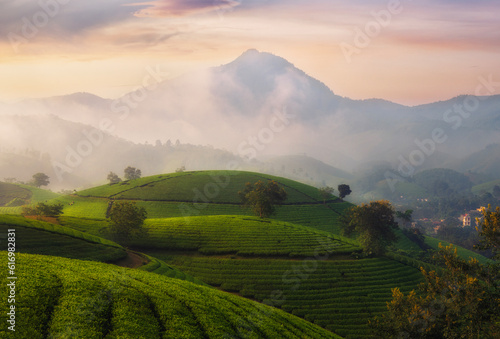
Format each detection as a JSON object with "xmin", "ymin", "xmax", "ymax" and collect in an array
[
  {"xmin": 338, "ymin": 184, "xmax": 352, "ymax": 200},
  {"xmin": 107, "ymin": 172, "xmax": 122, "ymax": 184},
  {"xmin": 124, "ymin": 166, "xmax": 141, "ymax": 180},
  {"xmin": 238, "ymin": 180, "xmax": 287, "ymax": 218},
  {"xmin": 31, "ymin": 173, "xmax": 50, "ymax": 188}
]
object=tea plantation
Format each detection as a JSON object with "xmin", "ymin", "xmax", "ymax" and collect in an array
[
  {"xmin": 0, "ymin": 252, "xmax": 341, "ymax": 339},
  {"xmin": 0, "ymin": 171, "xmax": 492, "ymax": 338}
]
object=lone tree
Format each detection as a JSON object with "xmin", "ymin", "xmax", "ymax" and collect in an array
[
  {"xmin": 124, "ymin": 166, "xmax": 141, "ymax": 180},
  {"xmin": 337, "ymin": 184, "xmax": 352, "ymax": 200},
  {"xmin": 238, "ymin": 180, "xmax": 287, "ymax": 218},
  {"xmin": 107, "ymin": 171, "xmax": 122, "ymax": 184},
  {"xmin": 31, "ymin": 173, "xmax": 50, "ymax": 188},
  {"xmin": 341, "ymin": 200, "xmax": 399, "ymax": 256},
  {"xmin": 108, "ymin": 201, "xmax": 147, "ymax": 242},
  {"xmin": 318, "ymin": 186, "xmax": 335, "ymax": 204}
]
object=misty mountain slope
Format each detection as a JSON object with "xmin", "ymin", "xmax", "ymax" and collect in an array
[
  {"xmin": 1, "ymin": 49, "xmax": 500, "ymax": 188},
  {"xmin": 446, "ymin": 143, "xmax": 500, "ymax": 178},
  {"xmin": 256, "ymin": 154, "xmax": 353, "ymax": 187},
  {"xmin": 0, "ymin": 114, "xmax": 243, "ymax": 189}
]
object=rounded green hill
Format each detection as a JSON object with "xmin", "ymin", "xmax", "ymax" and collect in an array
[{"xmin": 76, "ymin": 170, "xmax": 328, "ymax": 203}]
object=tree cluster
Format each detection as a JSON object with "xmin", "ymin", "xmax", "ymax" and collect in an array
[
  {"xmin": 239, "ymin": 180, "xmax": 287, "ymax": 218},
  {"xmin": 108, "ymin": 201, "xmax": 147, "ymax": 242},
  {"xmin": 370, "ymin": 205, "xmax": 500, "ymax": 338},
  {"xmin": 341, "ymin": 200, "xmax": 399, "ymax": 256},
  {"xmin": 107, "ymin": 166, "xmax": 142, "ymax": 184},
  {"xmin": 124, "ymin": 166, "xmax": 141, "ymax": 180},
  {"xmin": 22, "ymin": 202, "xmax": 64, "ymax": 218}
]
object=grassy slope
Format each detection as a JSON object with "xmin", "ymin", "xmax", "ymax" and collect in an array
[
  {"xmin": 424, "ymin": 236, "xmax": 494, "ymax": 265},
  {"xmin": 472, "ymin": 178, "xmax": 500, "ymax": 195},
  {"xmin": 0, "ymin": 182, "xmax": 31, "ymax": 205},
  {"xmin": 0, "ymin": 215, "xmax": 205, "ymax": 285},
  {"xmin": 76, "ymin": 170, "xmax": 325, "ymax": 203},
  {"xmin": 0, "ymin": 252, "xmax": 341, "ymax": 339},
  {"xmin": 0, "ymin": 183, "xmax": 61, "ymax": 214},
  {"xmin": 0, "ymin": 215, "xmax": 126, "ymax": 262}
]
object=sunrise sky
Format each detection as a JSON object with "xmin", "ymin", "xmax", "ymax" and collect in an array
[{"xmin": 0, "ymin": 0, "xmax": 499, "ymax": 106}]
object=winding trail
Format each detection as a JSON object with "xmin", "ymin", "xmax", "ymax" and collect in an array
[{"xmin": 112, "ymin": 250, "xmax": 148, "ymax": 269}]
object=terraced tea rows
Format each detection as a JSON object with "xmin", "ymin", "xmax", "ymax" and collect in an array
[
  {"xmin": 138, "ymin": 254, "xmax": 207, "ymax": 286},
  {"xmin": 0, "ymin": 183, "xmax": 61, "ymax": 214},
  {"xmin": 0, "ymin": 215, "xmax": 126, "ymax": 262},
  {"xmin": 124, "ymin": 215, "xmax": 360, "ymax": 256},
  {"xmin": 147, "ymin": 253, "xmax": 424, "ymax": 338},
  {"xmin": 0, "ymin": 182, "xmax": 31, "ymax": 206},
  {"xmin": 0, "ymin": 252, "xmax": 342, "ymax": 339}
]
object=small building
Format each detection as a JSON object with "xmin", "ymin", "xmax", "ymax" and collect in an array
[{"xmin": 461, "ymin": 214, "xmax": 471, "ymax": 227}]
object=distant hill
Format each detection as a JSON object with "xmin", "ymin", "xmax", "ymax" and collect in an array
[
  {"xmin": 446, "ymin": 143, "xmax": 500, "ymax": 179},
  {"xmin": 0, "ymin": 114, "xmax": 243, "ymax": 190},
  {"xmin": 257, "ymin": 154, "xmax": 353, "ymax": 187}
]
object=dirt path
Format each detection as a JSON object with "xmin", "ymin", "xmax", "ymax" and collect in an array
[{"xmin": 113, "ymin": 250, "xmax": 149, "ymax": 269}]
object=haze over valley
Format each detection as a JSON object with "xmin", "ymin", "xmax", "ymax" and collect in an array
[{"xmin": 2, "ymin": 49, "xmax": 500, "ymax": 194}]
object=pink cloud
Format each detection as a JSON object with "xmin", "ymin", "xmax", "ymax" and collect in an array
[{"xmin": 131, "ymin": 0, "xmax": 241, "ymax": 17}]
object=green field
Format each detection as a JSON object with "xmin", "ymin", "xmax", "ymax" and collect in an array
[{"xmin": 0, "ymin": 252, "xmax": 342, "ymax": 339}]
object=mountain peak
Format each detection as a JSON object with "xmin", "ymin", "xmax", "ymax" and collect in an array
[{"xmin": 228, "ymin": 49, "xmax": 294, "ymax": 72}]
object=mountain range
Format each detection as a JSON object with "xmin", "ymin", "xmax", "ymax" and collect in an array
[{"xmin": 1, "ymin": 49, "xmax": 500, "ymax": 189}]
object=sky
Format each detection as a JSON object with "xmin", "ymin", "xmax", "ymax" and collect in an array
[{"xmin": 0, "ymin": 0, "xmax": 499, "ymax": 106}]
